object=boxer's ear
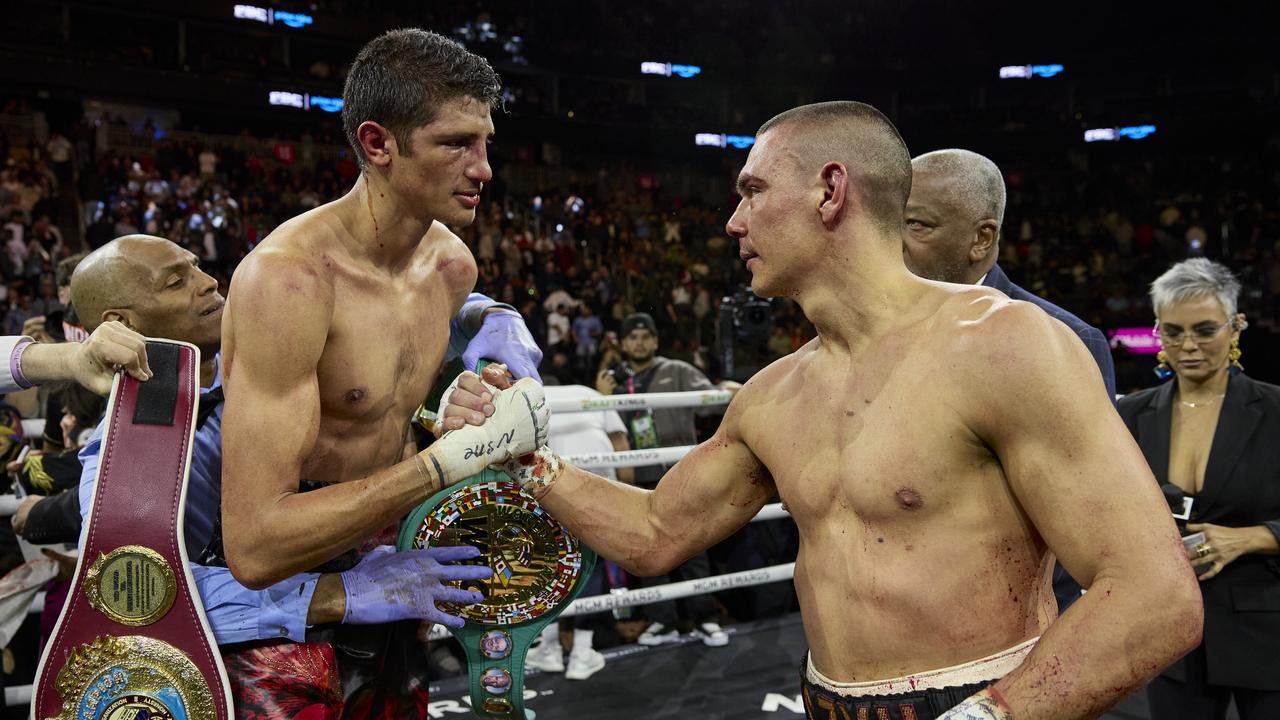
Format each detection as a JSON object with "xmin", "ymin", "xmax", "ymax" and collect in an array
[
  {"xmin": 357, "ymin": 121, "xmax": 395, "ymax": 168},
  {"xmin": 817, "ymin": 161, "xmax": 848, "ymax": 229}
]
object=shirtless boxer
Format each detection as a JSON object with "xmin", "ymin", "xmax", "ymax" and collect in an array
[
  {"xmin": 452, "ymin": 102, "xmax": 1202, "ymax": 719},
  {"xmin": 219, "ymin": 28, "xmax": 547, "ymax": 591}
]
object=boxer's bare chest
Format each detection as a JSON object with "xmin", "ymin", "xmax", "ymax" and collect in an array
[
  {"xmin": 745, "ymin": 339, "xmax": 985, "ymax": 531},
  {"xmin": 303, "ymin": 251, "xmax": 466, "ymax": 479}
]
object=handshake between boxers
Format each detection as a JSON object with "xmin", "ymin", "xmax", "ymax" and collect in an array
[{"xmin": 426, "ymin": 364, "xmax": 564, "ymax": 498}]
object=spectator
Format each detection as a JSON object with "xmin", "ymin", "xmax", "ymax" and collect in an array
[
  {"xmin": 594, "ymin": 312, "xmax": 735, "ymax": 647},
  {"xmin": 570, "ymin": 303, "xmax": 602, "ymax": 376}
]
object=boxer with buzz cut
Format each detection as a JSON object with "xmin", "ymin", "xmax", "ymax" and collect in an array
[{"xmin": 449, "ymin": 101, "xmax": 1203, "ymax": 720}]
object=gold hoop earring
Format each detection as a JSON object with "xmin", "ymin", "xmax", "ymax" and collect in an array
[{"xmin": 1154, "ymin": 350, "xmax": 1174, "ymax": 381}]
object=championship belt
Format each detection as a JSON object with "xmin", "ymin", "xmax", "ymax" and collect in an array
[
  {"xmin": 399, "ymin": 470, "xmax": 594, "ymax": 719},
  {"xmin": 33, "ymin": 341, "xmax": 233, "ymax": 720}
]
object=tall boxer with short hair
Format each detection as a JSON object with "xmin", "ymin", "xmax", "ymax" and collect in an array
[{"xmin": 452, "ymin": 102, "xmax": 1202, "ymax": 719}]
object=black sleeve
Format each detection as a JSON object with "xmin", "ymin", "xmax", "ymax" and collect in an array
[{"xmin": 20, "ymin": 488, "xmax": 82, "ymax": 544}]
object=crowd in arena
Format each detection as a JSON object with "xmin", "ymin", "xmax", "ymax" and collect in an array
[
  {"xmin": 4, "ymin": 100, "xmax": 1279, "ymax": 396},
  {"xmin": 0, "ymin": 3, "xmax": 1277, "ymax": 717}
]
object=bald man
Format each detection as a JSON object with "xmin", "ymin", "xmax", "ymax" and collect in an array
[
  {"xmin": 902, "ymin": 149, "xmax": 1118, "ymax": 614},
  {"xmin": 450, "ymin": 102, "xmax": 1201, "ymax": 719}
]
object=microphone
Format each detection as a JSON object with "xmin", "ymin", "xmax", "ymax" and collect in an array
[{"xmin": 1162, "ymin": 483, "xmax": 1193, "ymax": 526}]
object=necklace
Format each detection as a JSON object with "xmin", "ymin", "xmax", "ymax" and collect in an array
[{"xmin": 1178, "ymin": 394, "xmax": 1225, "ymax": 408}]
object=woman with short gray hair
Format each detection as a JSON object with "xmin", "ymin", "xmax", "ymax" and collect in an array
[{"xmin": 1117, "ymin": 257, "xmax": 1280, "ymax": 719}]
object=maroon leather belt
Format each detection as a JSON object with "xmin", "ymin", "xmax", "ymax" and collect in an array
[{"xmin": 34, "ymin": 340, "xmax": 232, "ymax": 720}]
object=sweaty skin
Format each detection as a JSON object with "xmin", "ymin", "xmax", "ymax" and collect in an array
[
  {"xmin": 221, "ymin": 217, "xmax": 475, "ymax": 586},
  {"xmin": 220, "ymin": 96, "xmax": 500, "ymax": 589},
  {"xmin": 539, "ymin": 288, "xmax": 1199, "ymax": 717},
  {"xmin": 462, "ymin": 110, "xmax": 1199, "ymax": 718}
]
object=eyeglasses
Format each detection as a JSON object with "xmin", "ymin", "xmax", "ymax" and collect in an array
[{"xmin": 1153, "ymin": 320, "xmax": 1233, "ymax": 345}]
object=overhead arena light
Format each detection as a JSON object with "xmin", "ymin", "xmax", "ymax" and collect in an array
[
  {"xmin": 695, "ymin": 133, "xmax": 755, "ymax": 149},
  {"xmin": 234, "ymin": 4, "xmax": 314, "ymax": 28},
  {"xmin": 641, "ymin": 62, "xmax": 702, "ymax": 78},
  {"xmin": 1084, "ymin": 124, "xmax": 1157, "ymax": 142},
  {"xmin": 268, "ymin": 91, "xmax": 343, "ymax": 112},
  {"xmin": 999, "ymin": 63, "xmax": 1064, "ymax": 79}
]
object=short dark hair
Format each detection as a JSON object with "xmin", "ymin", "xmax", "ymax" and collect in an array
[
  {"xmin": 757, "ymin": 101, "xmax": 911, "ymax": 234},
  {"xmin": 56, "ymin": 252, "xmax": 87, "ymax": 289},
  {"xmin": 342, "ymin": 28, "xmax": 502, "ymax": 167}
]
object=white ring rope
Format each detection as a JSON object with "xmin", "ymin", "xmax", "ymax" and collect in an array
[
  {"xmin": 563, "ymin": 445, "xmax": 693, "ymax": 469},
  {"xmin": 5, "ymin": 685, "xmax": 32, "ymax": 708},
  {"xmin": 4, "ymin": 559, "xmax": 800, "ymax": 705},
  {"xmin": 4, "ymin": 387, "xmax": 751, "ymax": 706},
  {"xmin": 422, "ymin": 561, "xmax": 797, "ymax": 643},
  {"xmin": 549, "ymin": 389, "xmax": 731, "ymax": 414},
  {"xmin": 557, "ymin": 562, "xmax": 795, "ymax": 619}
]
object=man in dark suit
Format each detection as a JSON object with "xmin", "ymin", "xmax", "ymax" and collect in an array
[{"xmin": 902, "ymin": 148, "xmax": 1117, "ymax": 612}]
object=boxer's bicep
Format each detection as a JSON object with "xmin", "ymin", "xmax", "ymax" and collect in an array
[
  {"xmin": 965, "ymin": 297, "xmax": 1200, "ymax": 719},
  {"xmin": 220, "ymin": 256, "xmax": 332, "ymax": 575},
  {"xmin": 974, "ymin": 305, "xmax": 1184, "ymax": 588},
  {"xmin": 647, "ymin": 394, "xmax": 773, "ymax": 565}
]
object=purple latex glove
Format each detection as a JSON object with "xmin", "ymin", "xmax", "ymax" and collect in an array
[
  {"xmin": 462, "ymin": 310, "xmax": 544, "ymax": 382},
  {"xmin": 340, "ymin": 545, "xmax": 492, "ymax": 628}
]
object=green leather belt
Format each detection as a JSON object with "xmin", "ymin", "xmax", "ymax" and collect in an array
[{"xmin": 399, "ymin": 468, "xmax": 595, "ymax": 719}]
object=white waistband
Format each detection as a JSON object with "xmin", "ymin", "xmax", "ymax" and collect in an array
[{"xmin": 806, "ymin": 636, "xmax": 1038, "ymax": 696}]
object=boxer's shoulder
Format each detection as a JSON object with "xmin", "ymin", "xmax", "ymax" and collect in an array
[
  {"xmin": 423, "ymin": 221, "xmax": 478, "ymax": 299},
  {"xmin": 731, "ymin": 342, "xmax": 814, "ymax": 412},
  {"xmin": 230, "ymin": 244, "xmax": 335, "ymax": 307},
  {"xmin": 939, "ymin": 290, "xmax": 1069, "ymax": 350}
]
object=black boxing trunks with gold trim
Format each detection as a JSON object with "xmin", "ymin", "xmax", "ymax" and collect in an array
[{"xmin": 799, "ymin": 637, "xmax": 1036, "ymax": 720}]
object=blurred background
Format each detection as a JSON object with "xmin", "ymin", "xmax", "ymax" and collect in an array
[
  {"xmin": 0, "ymin": 1, "xmax": 1275, "ymax": 391},
  {"xmin": 0, "ymin": 2, "xmax": 1276, "ymax": 717}
]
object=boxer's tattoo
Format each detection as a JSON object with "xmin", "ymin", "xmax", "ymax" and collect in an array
[{"xmin": 938, "ymin": 688, "xmax": 1013, "ymax": 719}]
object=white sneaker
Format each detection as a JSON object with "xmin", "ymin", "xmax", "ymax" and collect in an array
[
  {"xmin": 636, "ymin": 622, "xmax": 679, "ymax": 646},
  {"xmin": 690, "ymin": 622, "xmax": 729, "ymax": 647},
  {"xmin": 565, "ymin": 648, "xmax": 605, "ymax": 681},
  {"xmin": 525, "ymin": 641, "xmax": 564, "ymax": 673}
]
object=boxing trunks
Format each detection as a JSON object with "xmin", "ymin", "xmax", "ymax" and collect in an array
[{"xmin": 800, "ymin": 637, "xmax": 1036, "ymax": 720}]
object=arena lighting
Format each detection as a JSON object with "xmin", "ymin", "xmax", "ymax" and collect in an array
[
  {"xmin": 695, "ymin": 133, "xmax": 755, "ymax": 149},
  {"xmin": 1108, "ymin": 328, "xmax": 1162, "ymax": 355},
  {"xmin": 641, "ymin": 62, "xmax": 702, "ymax": 78},
  {"xmin": 233, "ymin": 4, "xmax": 314, "ymax": 28},
  {"xmin": 999, "ymin": 63, "xmax": 1064, "ymax": 79},
  {"xmin": 268, "ymin": 91, "xmax": 343, "ymax": 112},
  {"xmin": 1084, "ymin": 124, "xmax": 1157, "ymax": 142}
]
